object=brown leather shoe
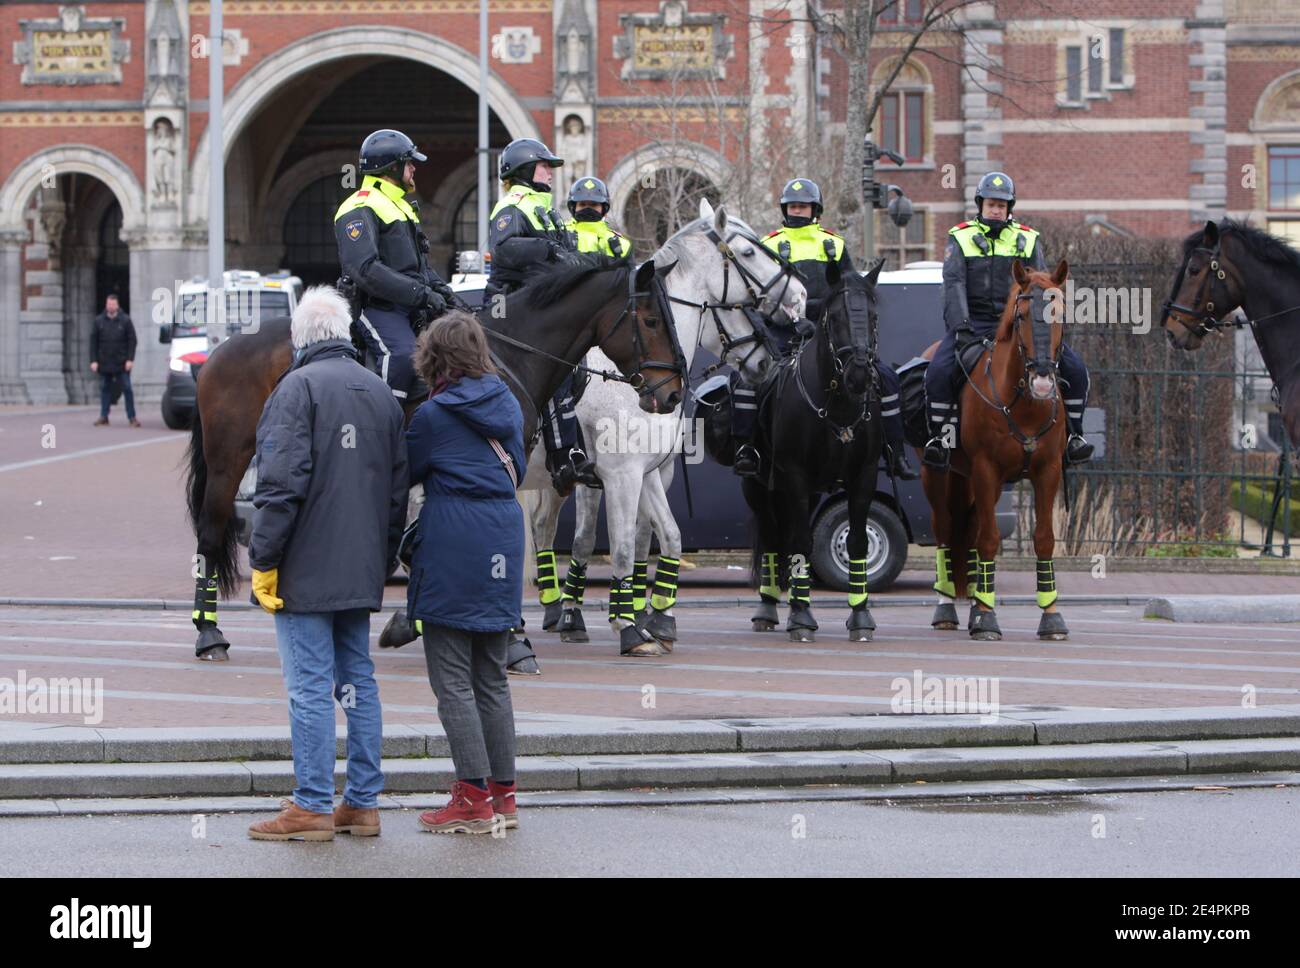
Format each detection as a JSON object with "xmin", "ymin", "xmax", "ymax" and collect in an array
[
  {"xmin": 248, "ymin": 799, "xmax": 335, "ymax": 841},
  {"xmin": 334, "ymin": 802, "xmax": 380, "ymax": 837},
  {"xmin": 129, "ymin": 418, "xmax": 142, "ymax": 428},
  {"xmin": 93, "ymin": 417, "xmax": 109, "ymax": 427}
]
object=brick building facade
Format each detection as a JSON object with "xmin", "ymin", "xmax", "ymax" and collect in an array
[{"xmin": 1, "ymin": 0, "xmax": 1298, "ymax": 404}]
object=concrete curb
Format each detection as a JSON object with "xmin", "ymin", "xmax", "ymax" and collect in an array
[
  {"xmin": 4, "ymin": 738, "xmax": 1300, "ymax": 800},
  {"xmin": 4, "ymin": 769, "xmax": 1299, "ymax": 818},
  {"xmin": 4, "ymin": 705, "xmax": 1300, "ymax": 765},
  {"xmin": 1144, "ymin": 594, "xmax": 1300, "ymax": 623}
]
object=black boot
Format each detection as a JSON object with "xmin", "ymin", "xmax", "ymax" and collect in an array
[
  {"xmin": 569, "ymin": 447, "xmax": 602, "ymax": 488},
  {"xmin": 886, "ymin": 444, "xmax": 918, "ymax": 480},
  {"xmin": 1065, "ymin": 433, "xmax": 1094, "ymax": 465},
  {"xmin": 922, "ymin": 436, "xmax": 950, "ymax": 470},
  {"xmin": 734, "ymin": 443, "xmax": 760, "ymax": 478}
]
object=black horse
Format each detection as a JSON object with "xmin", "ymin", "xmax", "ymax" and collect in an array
[
  {"xmin": 705, "ymin": 261, "xmax": 886, "ymax": 642},
  {"xmin": 185, "ymin": 256, "xmax": 684, "ymax": 660},
  {"xmin": 1164, "ymin": 219, "xmax": 1300, "ymax": 445}
]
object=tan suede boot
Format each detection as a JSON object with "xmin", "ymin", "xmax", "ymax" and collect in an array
[
  {"xmin": 334, "ymin": 802, "xmax": 381, "ymax": 837},
  {"xmin": 248, "ymin": 799, "xmax": 335, "ymax": 841}
]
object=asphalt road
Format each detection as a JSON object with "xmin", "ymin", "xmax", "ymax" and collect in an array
[{"xmin": 2, "ymin": 786, "xmax": 1297, "ymax": 877}]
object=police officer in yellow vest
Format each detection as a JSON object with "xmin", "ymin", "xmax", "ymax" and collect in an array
[
  {"xmin": 922, "ymin": 171, "xmax": 1093, "ymax": 469},
  {"xmin": 566, "ymin": 176, "xmax": 631, "ymax": 261},
  {"xmin": 335, "ymin": 129, "xmax": 458, "ymax": 402},
  {"xmin": 714, "ymin": 177, "xmax": 914, "ymax": 479},
  {"xmin": 487, "ymin": 137, "xmax": 599, "ymax": 494}
]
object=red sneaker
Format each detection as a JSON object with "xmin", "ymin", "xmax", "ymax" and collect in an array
[
  {"xmin": 419, "ymin": 781, "xmax": 495, "ymax": 834},
  {"xmin": 489, "ymin": 780, "xmax": 518, "ymax": 829}
]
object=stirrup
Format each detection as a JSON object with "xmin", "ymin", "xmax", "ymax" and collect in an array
[
  {"xmin": 734, "ymin": 444, "xmax": 760, "ymax": 477},
  {"xmin": 569, "ymin": 448, "xmax": 602, "ymax": 489},
  {"xmin": 922, "ymin": 437, "xmax": 950, "ymax": 470},
  {"xmin": 1065, "ymin": 433, "xmax": 1094, "ymax": 466}
]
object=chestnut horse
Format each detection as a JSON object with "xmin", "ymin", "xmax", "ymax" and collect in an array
[
  {"xmin": 920, "ymin": 259, "xmax": 1071, "ymax": 641},
  {"xmin": 184, "ymin": 257, "xmax": 685, "ymax": 661}
]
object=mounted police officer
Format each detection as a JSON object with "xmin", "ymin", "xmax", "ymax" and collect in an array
[
  {"xmin": 922, "ymin": 171, "xmax": 1093, "ymax": 469},
  {"xmin": 566, "ymin": 176, "xmax": 631, "ymax": 261},
  {"xmin": 716, "ymin": 177, "xmax": 915, "ymax": 480},
  {"xmin": 487, "ymin": 137, "xmax": 599, "ymax": 494},
  {"xmin": 335, "ymin": 129, "xmax": 459, "ymax": 403}
]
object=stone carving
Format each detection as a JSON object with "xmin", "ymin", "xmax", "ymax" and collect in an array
[
  {"xmin": 14, "ymin": 4, "xmax": 131, "ymax": 87},
  {"xmin": 556, "ymin": 0, "xmax": 593, "ymax": 102},
  {"xmin": 491, "ymin": 26, "xmax": 541, "ymax": 65},
  {"xmin": 613, "ymin": 1, "xmax": 733, "ymax": 81},
  {"xmin": 150, "ymin": 117, "xmax": 179, "ymax": 208}
]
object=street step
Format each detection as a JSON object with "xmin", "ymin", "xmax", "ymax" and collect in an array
[{"xmin": 3, "ymin": 737, "xmax": 1300, "ymax": 801}]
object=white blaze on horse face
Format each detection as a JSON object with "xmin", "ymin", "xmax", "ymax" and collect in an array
[{"xmin": 1030, "ymin": 375, "xmax": 1055, "ymax": 400}]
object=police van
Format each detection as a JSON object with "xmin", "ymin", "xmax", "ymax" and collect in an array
[{"xmin": 157, "ymin": 270, "xmax": 303, "ymax": 429}]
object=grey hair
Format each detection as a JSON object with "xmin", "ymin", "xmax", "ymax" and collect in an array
[{"xmin": 290, "ymin": 285, "xmax": 353, "ymax": 349}]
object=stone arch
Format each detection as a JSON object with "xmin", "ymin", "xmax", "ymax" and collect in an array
[
  {"xmin": 1253, "ymin": 69, "xmax": 1300, "ymax": 133},
  {"xmin": 604, "ymin": 141, "xmax": 732, "ymax": 232},
  {"xmin": 188, "ymin": 27, "xmax": 541, "ymax": 223},
  {"xmin": 0, "ymin": 145, "xmax": 145, "ymax": 235}
]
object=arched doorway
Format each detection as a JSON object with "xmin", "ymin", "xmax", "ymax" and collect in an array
[
  {"xmin": 282, "ymin": 174, "xmax": 351, "ymax": 288},
  {"xmin": 622, "ymin": 168, "xmax": 720, "ymax": 253}
]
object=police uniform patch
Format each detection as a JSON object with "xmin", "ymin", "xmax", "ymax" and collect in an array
[
  {"xmin": 345, "ymin": 219, "xmax": 364, "ymax": 241},
  {"xmin": 497, "ymin": 216, "xmax": 510, "ymax": 230}
]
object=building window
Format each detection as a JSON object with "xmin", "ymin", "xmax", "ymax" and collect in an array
[
  {"xmin": 879, "ymin": 0, "xmax": 923, "ymax": 25},
  {"xmin": 1062, "ymin": 28, "xmax": 1128, "ymax": 107},
  {"xmin": 1269, "ymin": 146, "xmax": 1300, "ymax": 211},
  {"xmin": 1108, "ymin": 28, "xmax": 1126, "ymax": 85},
  {"xmin": 875, "ymin": 209, "xmax": 928, "ymax": 270},
  {"xmin": 1064, "ymin": 46, "xmax": 1083, "ymax": 104},
  {"xmin": 879, "ymin": 90, "xmax": 925, "ymax": 162},
  {"xmin": 1087, "ymin": 39, "xmax": 1104, "ymax": 96}
]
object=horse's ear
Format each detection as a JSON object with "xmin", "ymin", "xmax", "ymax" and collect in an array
[
  {"xmin": 1011, "ymin": 259, "xmax": 1030, "ymax": 287},
  {"xmin": 826, "ymin": 257, "xmax": 842, "ymax": 288},
  {"xmin": 1203, "ymin": 219, "xmax": 1219, "ymax": 247},
  {"xmin": 699, "ymin": 197, "xmax": 714, "ymax": 222},
  {"xmin": 713, "ymin": 201, "xmax": 728, "ymax": 238},
  {"xmin": 865, "ymin": 257, "xmax": 885, "ymax": 287},
  {"xmin": 635, "ymin": 258, "xmax": 656, "ymax": 291},
  {"xmin": 1051, "ymin": 258, "xmax": 1069, "ymax": 288},
  {"xmin": 655, "ymin": 258, "xmax": 679, "ymax": 279}
]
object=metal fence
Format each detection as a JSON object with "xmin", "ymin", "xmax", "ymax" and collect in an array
[{"xmin": 1003, "ymin": 252, "xmax": 1295, "ymax": 559}]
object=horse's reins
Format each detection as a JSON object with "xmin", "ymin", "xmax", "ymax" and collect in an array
[
  {"xmin": 1163, "ymin": 237, "xmax": 1300, "ymax": 340},
  {"xmin": 792, "ymin": 284, "xmax": 878, "ymax": 444},
  {"xmin": 960, "ymin": 287, "xmax": 1062, "ymax": 469}
]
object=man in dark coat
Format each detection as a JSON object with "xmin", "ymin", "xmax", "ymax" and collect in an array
[
  {"xmin": 246, "ymin": 285, "xmax": 409, "ymax": 843},
  {"xmin": 89, "ymin": 294, "xmax": 139, "ymax": 427}
]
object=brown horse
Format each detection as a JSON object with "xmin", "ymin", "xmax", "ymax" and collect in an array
[
  {"xmin": 919, "ymin": 259, "xmax": 1071, "ymax": 641},
  {"xmin": 185, "ymin": 257, "xmax": 685, "ymax": 661}
]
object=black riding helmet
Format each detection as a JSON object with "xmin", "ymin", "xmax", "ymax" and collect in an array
[
  {"xmin": 359, "ymin": 129, "xmax": 426, "ymax": 176},
  {"xmin": 780, "ymin": 178, "xmax": 823, "ymax": 227},
  {"xmin": 568, "ymin": 176, "xmax": 611, "ymax": 220},
  {"xmin": 499, "ymin": 138, "xmax": 563, "ymax": 188},
  {"xmin": 974, "ymin": 171, "xmax": 1016, "ymax": 214}
]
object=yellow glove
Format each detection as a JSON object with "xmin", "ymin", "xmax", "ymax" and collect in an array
[{"xmin": 251, "ymin": 568, "xmax": 283, "ymax": 613}]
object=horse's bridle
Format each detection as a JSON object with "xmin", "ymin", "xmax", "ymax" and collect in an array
[
  {"xmin": 961, "ymin": 286, "xmax": 1062, "ymax": 458},
  {"xmin": 1161, "ymin": 237, "xmax": 1248, "ymax": 340},
  {"xmin": 793, "ymin": 283, "xmax": 879, "ymax": 443},
  {"xmin": 666, "ymin": 224, "xmax": 799, "ymax": 373},
  {"xmin": 484, "ymin": 265, "xmax": 687, "ymax": 417}
]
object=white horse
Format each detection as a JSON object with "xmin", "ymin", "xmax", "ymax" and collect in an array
[{"xmin": 521, "ymin": 199, "xmax": 807, "ymax": 657}]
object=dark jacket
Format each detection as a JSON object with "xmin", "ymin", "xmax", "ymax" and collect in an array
[
  {"xmin": 405, "ymin": 374, "xmax": 526, "ymax": 632},
  {"xmin": 487, "ymin": 187, "xmax": 574, "ymax": 294},
  {"xmin": 943, "ymin": 218, "xmax": 1047, "ymax": 332},
  {"xmin": 89, "ymin": 311, "xmax": 136, "ymax": 373},
  {"xmin": 249, "ymin": 339, "xmax": 408, "ymax": 612}
]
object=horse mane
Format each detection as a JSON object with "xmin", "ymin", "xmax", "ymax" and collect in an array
[
  {"xmin": 1187, "ymin": 219, "xmax": 1300, "ymax": 274},
  {"xmin": 661, "ymin": 212, "xmax": 760, "ymax": 252},
  {"xmin": 519, "ymin": 253, "xmax": 630, "ymax": 310}
]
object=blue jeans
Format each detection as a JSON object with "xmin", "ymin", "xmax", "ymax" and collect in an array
[
  {"xmin": 273, "ymin": 608, "xmax": 383, "ymax": 813},
  {"xmin": 99, "ymin": 370, "xmax": 135, "ymax": 420}
]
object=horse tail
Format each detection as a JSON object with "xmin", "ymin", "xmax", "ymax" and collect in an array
[{"xmin": 184, "ymin": 408, "xmax": 240, "ymax": 599}]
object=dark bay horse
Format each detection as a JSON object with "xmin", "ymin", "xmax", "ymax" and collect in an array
[
  {"xmin": 920, "ymin": 259, "xmax": 1071, "ymax": 642},
  {"xmin": 1163, "ymin": 219, "xmax": 1300, "ymax": 446},
  {"xmin": 185, "ymin": 257, "xmax": 685, "ymax": 660},
  {"xmin": 706, "ymin": 261, "xmax": 886, "ymax": 642}
]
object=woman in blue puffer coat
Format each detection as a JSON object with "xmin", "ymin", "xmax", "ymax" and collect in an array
[{"xmin": 405, "ymin": 310, "xmax": 526, "ymax": 834}]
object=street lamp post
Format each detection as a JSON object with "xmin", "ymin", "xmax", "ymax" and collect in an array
[
  {"xmin": 208, "ymin": 0, "xmax": 225, "ymax": 343},
  {"xmin": 861, "ymin": 137, "xmax": 913, "ymax": 265}
]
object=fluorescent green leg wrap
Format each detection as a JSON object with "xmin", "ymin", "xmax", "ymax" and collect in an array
[
  {"xmin": 632, "ymin": 559, "xmax": 648, "ymax": 613},
  {"xmin": 650, "ymin": 556, "xmax": 680, "ymax": 610},
  {"xmin": 1036, "ymin": 558, "xmax": 1058, "ymax": 608},
  {"xmin": 848, "ymin": 557, "xmax": 868, "ymax": 608},
  {"xmin": 972, "ymin": 557, "xmax": 996, "ymax": 609},
  {"xmin": 933, "ymin": 547, "xmax": 955, "ymax": 599},
  {"xmin": 562, "ymin": 558, "xmax": 587, "ymax": 605},
  {"xmin": 536, "ymin": 549, "xmax": 561, "ymax": 605},
  {"xmin": 759, "ymin": 551, "xmax": 780, "ymax": 600},
  {"xmin": 192, "ymin": 575, "xmax": 218, "ymax": 626},
  {"xmin": 414, "ymin": 619, "xmax": 424, "ymax": 635},
  {"xmin": 789, "ymin": 556, "xmax": 811, "ymax": 607},
  {"xmin": 608, "ymin": 576, "xmax": 635, "ymax": 624}
]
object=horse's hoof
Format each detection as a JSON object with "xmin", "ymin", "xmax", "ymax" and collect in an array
[
  {"xmin": 618, "ymin": 623, "xmax": 657, "ymax": 656},
  {"xmin": 787, "ymin": 608, "xmax": 818, "ymax": 642},
  {"xmin": 639, "ymin": 608, "xmax": 677, "ymax": 645},
  {"xmin": 969, "ymin": 609, "xmax": 1002, "ymax": 641},
  {"xmin": 542, "ymin": 600, "xmax": 563, "ymax": 632},
  {"xmin": 752, "ymin": 619, "xmax": 778, "ymax": 632},
  {"xmin": 931, "ymin": 601, "xmax": 959, "ymax": 630},
  {"xmin": 378, "ymin": 609, "xmax": 419, "ymax": 649},
  {"xmin": 751, "ymin": 598, "xmax": 779, "ymax": 632},
  {"xmin": 558, "ymin": 608, "xmax": 588, "ymax": 643},
  {"xmin": 789, "ymin": 627, "xmax": 816, "ymax": 642},
  {"xmin": 195, "ymin": 626, "xmax": 229, "ymax": 661},
  {"xmin": 847, "ymin": 607, "xmax": 876, "ymax": 642},
  {"xmin": 506, "ymin": 636, "xmax": 541, "ymax": 676},
  {"xmin": 1038, "ymin": 610, "xmax": 1069, "ymax": 640}
]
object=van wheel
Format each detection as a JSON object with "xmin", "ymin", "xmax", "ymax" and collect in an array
[
  {"xmin": 811, "ymin": 500, "xmax": 909, "ymax": 592},
  {"xmin": 161, "ymin": 396, "xmax": 191, "ymax": 430}
]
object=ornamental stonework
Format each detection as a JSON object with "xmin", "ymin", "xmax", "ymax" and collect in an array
[{"xmin": 13, "ymin": 5, "xmax": 131, "ymax": 87}]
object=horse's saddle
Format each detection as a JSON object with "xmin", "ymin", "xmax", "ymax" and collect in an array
[{"xmin": 956, "ymin": 332, "xmax": 992, "ymax": 374}]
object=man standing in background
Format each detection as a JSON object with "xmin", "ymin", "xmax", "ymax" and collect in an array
[{"xmin": 89, "ymin": 294, "xmax": 139, "ymax": 427}]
